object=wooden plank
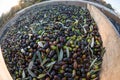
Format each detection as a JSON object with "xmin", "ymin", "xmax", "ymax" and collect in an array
[
  {"xmin": 87, "ymin": 4, "xmax": 120, "ymax": 80},
  {"xmin": 0, "ymin": 46, "xmax": 12, "ymax": 80}
]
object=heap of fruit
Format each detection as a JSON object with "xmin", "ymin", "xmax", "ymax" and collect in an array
[{"xmin": 1, "ymin": 4, "xmax": 105, "ymax": 80}]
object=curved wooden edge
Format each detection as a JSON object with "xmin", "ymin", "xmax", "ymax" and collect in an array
[
  {"xmin": 0, "ymin": 46, "xmax": 13, "ymax": 80},
  {"xmin": 0, "ymin": 0, "xmax": 120, "ymax": 80},
  {"xmin": 87, "ymin": 4, "xmax": 120, "ymax": 80}
]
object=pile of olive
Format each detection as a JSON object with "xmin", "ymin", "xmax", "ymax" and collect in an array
[{"xmin": 1, "ymin": 4, "xmax": 105, "ymax": 80}]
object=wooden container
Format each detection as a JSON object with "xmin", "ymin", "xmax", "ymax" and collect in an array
[{"xmin": 0, "ymin": 0, "xmax": 120, "ymax": 80}]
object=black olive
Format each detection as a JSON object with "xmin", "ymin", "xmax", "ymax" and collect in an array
[
  {"xmin": 48, "ymin": 50, "xmax": 55, "ymax": 58},
  {"xmin": 68, "ymin": 78, "xmax": 74, "ymax": 80},
  {"xmin": 53, "ymin": 55, "xmax": 58, "ymax": 60},
  {"xmin": 43, "ymin": 42, "xmax": 49, "ymax": 49},
  {"xmin": 64, "ymin": 73, "xmax": 72, "ymax": 77},
  {"xmin": 81, "ymin": 73, "xmax": 86, "ymax": 78},
  {"xmin": 50, "ymin": 71, "xmax": 56, "ymax": 76},
  {"xmin": 30, "ymin": 42, "xmax": 34, "ymax": 47},
  {"xmin": 65, "ymin": 68, "xmax": 72, "ymax": 72},
  {"xmin": 54, "ymin": 65, "xmax": 60, "ymax": 70},
  {"xmin": 76, "ymin": 70, "xmax": 81, "ymax": 75},
  {"xmin": 63, "ymin": 58, "xmax": 70, "ymax": 62}
]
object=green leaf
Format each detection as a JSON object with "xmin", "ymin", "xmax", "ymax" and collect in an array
[
  {"xmin": 58, "ymin": 49, "xmax": 63, "ymax": 61},
  {"xmin": 66, "ymin": 47, "xmax": 70, "ymax": 58},
  {"xmin": 22, "ymin": 70, "xmax": 26, "ymax": 79},
  {"xmin": 89, "ymin": 47, "xmax": 94, "ymax": 58},
  {"xmin": 27, "ymin": 68, "xmax": 36, "ymax": 77},
  {"xmin": 41, "ymin": 57, "xmax": 48, "ymax": 66},
  {"xmin": 32, "ymin": 53, "xmax": 36, "ymax": 62},
  {"xmin": 83, "ymin": 27, "xmax": 87, "ymax": 33},
  {"xmin": 89, "ymin": 58, "xmax": 97, "ymax": 69},
  {"xmin": 30, "ymin": 27, "xmax": 36, "ymax": 34},
  {"xmin": 38, "ymin": 41, "xmax": 44, "ymax": 47},
  {"xmin": 90, "ymin": 69, "xmax": 101, "ymax": 74},
  {"xmin": 40, "ymin": 31, "xmax": 45, "ymax": 36},
  {"xmin": 48, "ymin": 64, "xmax": 54, "ymax": 73},
  {"xmin": 46, "ymin": 61, "xmax": 56, "ymax": 68},
  {"xmin": 27, "ymin": 61, "xmax": 36, "ymax": 77},
  {"xmin": 91, "ymin": 37, "xmax": 94, "ymax": 48},
  {"xmin": 36, "ymin": 51, "xmax": 42, "ymax": 63},
  {"xmin": 101, "ymin": 48, "xmax": 105, "ymax": 57},
  {"xmin": 56, "ymin": 46, "xmax": 59, "ymax": 55},
  {"xmin": 37, "ymin": 74, "xmax": 46, "ymax": 79},
  {"xmin": 28, "ymin": 61, "xmax": 33, "ymax": 69}
]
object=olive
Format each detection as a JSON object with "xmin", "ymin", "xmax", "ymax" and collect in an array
[
  {"xmin": 57, "ymin": 73, "xmax": 62, "ymax": 78},
  {"xmin": 81, "ymin": 73, "xmax": 86, "ymax": 78},
  {"xmin": 50, "ymin": 45, "xmax": 57, "ymax": 50},
  {"xmin": 54, "ymin": 65, "xmax": 60, "ymax": 70},
  {"xmin": 64, "ymin": 73, "xmax": 72, "ymax": 77},
  {"xmin": 53, "ymin": 55, "xmax": 58, "ymax": 60},
  {"xmin": 73, "ymin": 60, "xmax": 78, "ymax": 70},
  {"xmin": 30, "ymin": 42, "xmax": 34, "ymax": 47},
  {"xmin": 46, "ymin": 48, "xmax": 50, "ymax": 54},
  {"xmin": 81, "ymin": 68, "xmax": 85, "ymax": 73},
  {"xmin": 76, "ymin": 70, "xmax": 81, "ymax": 75},
  {"xmin": 91, "ymin": 74, "xmax": 96, "ymax": 79},
  {"xmin": 43, "ymin": 42, "xmax": 49, "ymax": 49},
  {"xmin": 46, "ymin": 77, "xmax": 50, "ymax": 80},
  {"xmin": 57, "ymin": 43, "xmax": 63, "ymax": 48},
  {"xmin": 50, "ymin": 70, "xmax": 56, "ymax": 76},
  {"xmin": 25, "ymin": 35, "xmax": 29, "ymax": 39},
  {"xmin": 62, "ymin": 64, "xmax": 68, "ymax": 70},
  {"xmin": 48, "ymin": 50, "xmax": 55, "ymax": 58},
  {"xmin": 73, "ymin": 53, "xmax": 77, "ymax": 59},
  {"xmin": 68, "ymin": 78, "xmax": 74, "ymax": 80},
  {"xmin": 65, "ymin": 68, "xmax": 72, "ymax": 72},
  {"xmin": 33, "ymin": 43, "xmax": 38, "ymax": 49},
  {"xmin": 63, "ymin": 58, "xmax": 70, "ymax": 62},
  {"xmin": 54, "ymin": 75, "xmax": 60, "ymax": 80}
]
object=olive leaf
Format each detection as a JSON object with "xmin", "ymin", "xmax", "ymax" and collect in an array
[
  {"xmin": 66, "ymin": 47, "xmax": 70, "ymax": 58},
  {"xmin": 89, "ymin": 58, "xmax": 97, "ymax": 69},
  {"xmin": 66, "ymin": 19, "xmax": 72, "ymax": 23},
  {"xmin": 90, "ymin": 69, "xmax": 101, "ymax": 74},
  {"xmin": 82, "ymin": 26, "xmax": 87, "ymax": 33},
  {"xmin": 41, "ymin": 57, "xmax": 48, "ymax": 66},
  {"xmin": 32, "ymin": 53, "xmax": 37, "ymax": 62},
  {"xmin": 101, "ymin": 48, "xmax": 105, "ymax": 57},
  {"xmin": 46, "ymin": 61, "xmax": 56, "ymax": 68},
  {"xmin": 58, "ymin": 48, "xmax": 63, "ymax": 61},
  {"xmin": 48, "ymin": 64, "xmax": 54, "ymax": 73},
  {"xmin": 28, "ymin": 61, "xmax": 33, "ymax": 69},
  {"xmin": 89, "ymin": 47, "xmax": 94, "ymax": 57},
  {"xmin": 56, "ymin": 46, "xmax": 59, "ymax": 55},
  {"xmin": 37, "ymin": 74, "xmax": 46, "ymax": 79},
  {"xmin": 30, "ymin": 27, "xmax": 36, "ymax": 34},
  {"xmin": 76, "ymin": 30, "xmax": 81, "ymax": 35},
  {"xmin": 41, "ymin": 31, "xmax": 45, "ymax": 36},
  {"xmin": 91, "ymin": 37, "xmax": 94, "ymax": 48},
  {"xmin": 27, "ymin": 68, "xmax": 36, "ymax": 77},
  {"xmin": 36, "ymin": 51, "xmax": 42, "ymax": 63},
  {"xmin": 28, "ymin": 61, "xmax": 36, "ymax": 77},
  {"xmin": 38, "ymin": 31, "xmax": 45, "ymax": 38},
  {"xmin": 38, "ymin": 41, "xmax": 44, "ymax": 47},
  {"xmin": 56, "ymin": 22, "xmax": 68, "ymax": 28},
  {"xmin": 22, "ymin": 70, "xmax": 26, "ymax": 79},
  {"xmin": 74, "ymin": 19, "xmax": 78, "ymax": 25}
]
